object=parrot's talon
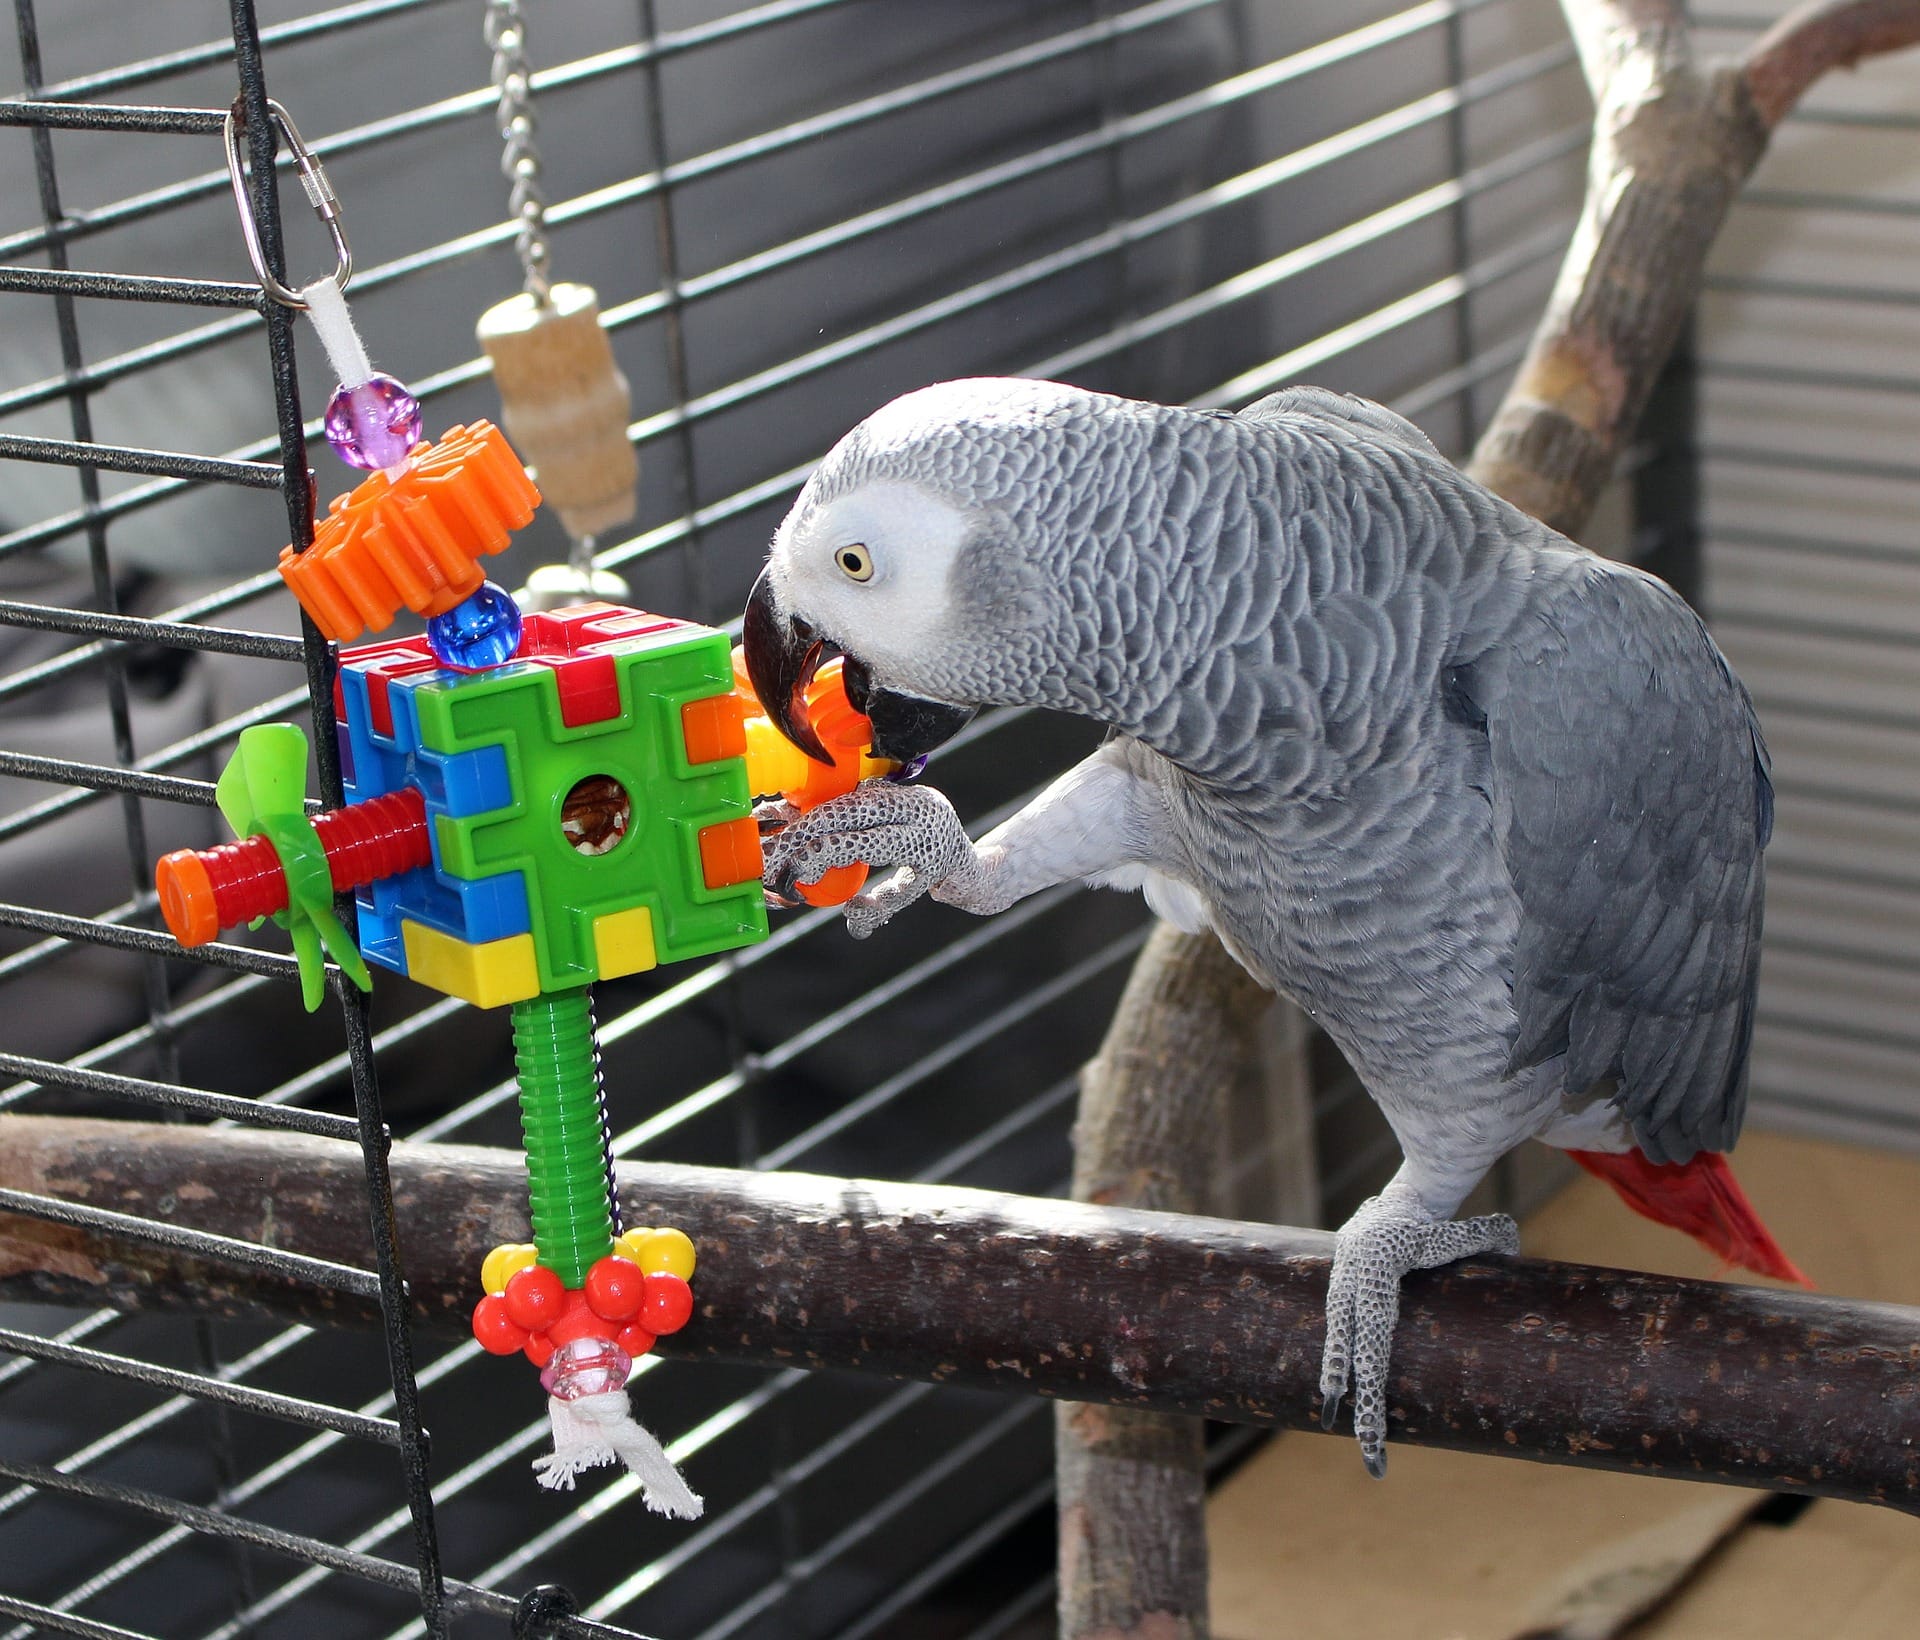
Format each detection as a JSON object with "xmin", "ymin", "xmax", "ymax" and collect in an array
[
  {"xmin": 1318, "ymin": 1182, "xmax": 1517, "ymax": 1476},
  {"xmin": 754, "ymin": 797, "xmax": 801, "ymax": 836}
]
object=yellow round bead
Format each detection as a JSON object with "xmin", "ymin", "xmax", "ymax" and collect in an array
[
  {"xmin": 613, "ymin": 1228, "xmax": 650, "ymax": 1266},
  {"xmin": 480, "ymin": 1242, "xmax": 538, "ymax": 1296},
  {"xmin": 626, "ymin": 1226, "xmax": 696, "ymax": 1280}
]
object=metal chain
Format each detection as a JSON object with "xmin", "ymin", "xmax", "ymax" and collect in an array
[{"xmin": 485, "ymin": 0, "xmax": 552, "ymax": 303}]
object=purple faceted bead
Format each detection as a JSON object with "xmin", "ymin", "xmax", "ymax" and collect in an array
[{"xmin": 324, "ymin": 373, "xmax": 423, "ymax": 470}]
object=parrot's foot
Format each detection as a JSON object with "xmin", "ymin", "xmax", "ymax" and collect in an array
[
  {"xmin": 1318, "ymin": 1182, "xmax": 1518, "ymax": 1478},
  {"xmin": 760, "ymin": 783, "xmax": 993, "ymax": 937}
]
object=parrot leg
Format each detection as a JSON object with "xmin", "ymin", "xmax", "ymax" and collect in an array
[
  {"xmin": 1318, "ymin": 1178, "xmax": 1518, "ymax": 1477},
  {"xmin": 762, "ymin": 745, "xmax": 1169, "ymax": 936},
  {"xmin": 760, "ymin": 783, "xmax": 1004, "ymax": 937}
]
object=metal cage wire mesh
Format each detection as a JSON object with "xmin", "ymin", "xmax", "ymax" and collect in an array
[{"xmin": 9, "ymin": 0, "xmax": 1897, "ymax": 1635}]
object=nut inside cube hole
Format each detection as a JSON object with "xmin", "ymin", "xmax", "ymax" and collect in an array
[{"xmin": 561, "ymin": 774, "xmax": 632, "ymax": 856}]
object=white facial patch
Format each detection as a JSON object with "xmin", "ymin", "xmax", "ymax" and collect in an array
[{"xmin": 774, "ymin": 479, "xmax": 972, "ymax": 698}]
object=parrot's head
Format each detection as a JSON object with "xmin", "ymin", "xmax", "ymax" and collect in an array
[{"xmin": 744, "ymin": 377, "xmax": 1155, "ymax": 765}]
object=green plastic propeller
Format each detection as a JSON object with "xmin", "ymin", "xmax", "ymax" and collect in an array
[{"xmin": 216, "ymin": 723, "xmax": 372, "ymax": 1012}]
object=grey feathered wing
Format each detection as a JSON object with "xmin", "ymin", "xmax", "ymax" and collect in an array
[
  {"xmin": 1236, "ymin": 385, "xmax": 1442, "ymax": 456},
  {"xmin": 1451, "ymin": 556, "xmax": 1773, "ymax": 1165}
]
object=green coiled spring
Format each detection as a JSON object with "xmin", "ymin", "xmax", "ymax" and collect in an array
[{"xmin": 511, "ymin": 986, "xmax": 619, "ymax": 1287}]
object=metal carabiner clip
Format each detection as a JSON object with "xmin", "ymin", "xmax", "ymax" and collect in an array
[{"xmin": 223, "ymin": 95, "xmax": 353, "ymax": 310}]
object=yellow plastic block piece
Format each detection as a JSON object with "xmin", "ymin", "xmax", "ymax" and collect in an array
[
  {"xmin": 400, "ymin": 919, "xmax": 541, "ymax": 1008},
  {"xmin": 591, "ymin": 904, "xmax": 657, "ymax": 979}
]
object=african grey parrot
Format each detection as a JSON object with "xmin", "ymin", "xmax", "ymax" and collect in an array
[{"xmin": 740, "ymin": 377, "xmax": 1801, "ymax": 1476}]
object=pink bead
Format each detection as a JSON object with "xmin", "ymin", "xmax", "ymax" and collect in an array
[
  {"xmin": 324, "ymin": 374, "xmax": 423, "ymax": 470},
  {"xmin": 540, "ymin": 1335, "xmax": 632, "ymax": 1401}
]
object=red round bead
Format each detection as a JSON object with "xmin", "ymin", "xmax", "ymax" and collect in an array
[
  {"xmin": 523, "ymin": 1331, "xmax": 556, "ymax": 1368},
  {"xmin": 639, "ymin": 1272, "xmax": 694, "ymax": 1335},
  {"xmin": 502, "ymin": 1264, "xmax": 566, "ymax": 1331},
  {"xmin": 546, "ymin": 1288, "xmax": 614, "ymax": 1348},
  {"xmin": 471, "ymin": 1294, "xmax": 528, "ymax": 1356},
  {"xmin": 584, "ymin": 1255, "xmax": 646, "ymax": 1322},
  {"xmin": 616, "ymin": 1321, "xmax": 658, "ymax": 1358}
]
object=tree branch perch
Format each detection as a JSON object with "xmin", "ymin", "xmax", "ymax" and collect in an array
[
  {"xmin": 1745, "ymin": 0, "xmax": 1920, "ymax": 130},
  {"xmin": 0, "ymin": 1116, "xmax": 1914, "ymax": 1516}
]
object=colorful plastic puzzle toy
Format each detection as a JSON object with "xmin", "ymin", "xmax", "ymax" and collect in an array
[{"xmin": 154, "ymin": 284, "xmax": 890, "ymax": 1511}]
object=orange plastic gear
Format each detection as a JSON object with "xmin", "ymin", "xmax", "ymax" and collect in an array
[{"xmin": 279, "ymin": 420, "xmax": 541, "ymax": 643}]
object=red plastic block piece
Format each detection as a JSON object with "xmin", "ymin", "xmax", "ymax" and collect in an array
[
  {"xmin": 520, "ymin": 604, "xmax": 682, "ymax": 655},
  {"xmin": 512, "ymin": 604, "xmax": 705, "ymax": 727},
  {"xmin": 545, "ymin": 651, "xmax": 621, "ymax": 727},
  {"xmin": 365, "ymin": 668, "xmax": 395, "ymax": 738}
]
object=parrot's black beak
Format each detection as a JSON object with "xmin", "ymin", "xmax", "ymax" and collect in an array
[
  {"xmin": 839, "ymin": 655, "xmax": 977, "ymax": 765},
  {"xmin": 743, "ymin": 568, "xmax": 833, "ymax": 764},
  {"xmin": 742, "ymin": 567, "xmax": 978, "ymax": 767}
]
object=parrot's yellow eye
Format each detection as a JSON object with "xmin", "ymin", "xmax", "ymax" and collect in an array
[{"xmin": 834, "ymin": 544, "xmax": 874, "ymax": 582}]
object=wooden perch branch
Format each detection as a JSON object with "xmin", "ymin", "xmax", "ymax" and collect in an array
[
  {"xmin": 1471, "ymin": 0, "xmax": 1920, "ymax": 532},
  {"xmin": 1055, "ymin": 923, "xmax": 1271, "ymax": 1640},
  {"xmin": 1558, "ymin": 0, "xmax": 1689, "ymax": 97},
  {"xmin": 1745, "ymin": 0, "xmax": 1920, "ymax": 129},
  {"xmin": 0, "ymin": 1115, "xmax": 1916, "ymax": 1516}
]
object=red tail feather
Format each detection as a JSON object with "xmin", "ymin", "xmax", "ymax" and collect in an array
[{"xmin": 1569, "ymin": 1148, "xmax": 1810, "ymax": 1286}]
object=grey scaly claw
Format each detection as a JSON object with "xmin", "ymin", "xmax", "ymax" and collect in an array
[
  {"xmin": 759, "ymin": 783, "xmax": 981, "ymax": 938},
  {"xmin": 1319, "ymin": 1181, "xmax": 1518, "ymax": 1477},
  {"xmin": 754, "ymin": 797, "xmax": 801, "ymax": 834}
]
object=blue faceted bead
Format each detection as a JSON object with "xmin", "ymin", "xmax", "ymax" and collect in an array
[{"xmin": 427, "ymin": 582, "xmax": 524, "ymax": 670}]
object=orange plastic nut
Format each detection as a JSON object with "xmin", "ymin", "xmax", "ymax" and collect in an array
[
  {"xmin": 809, "ymin": 656, "xmax": 873, "ymax": 751},
  {"xmin": 698, "ymin": 816, "xmax": 762, "ymax": 889},
  {"xmin": 680, "ymin": 691, "xmax": 747, "ymax": 765},
  {"xmin": 278, "ymin": 420, "xmax": 541, "ymax": 643},
  {"xmin": 155, "ymin": 849, "xmax": 219, "ymax": 947},
  {"xmin": 796, "ymin": 862, "xmax": 868, "ymax": 907}
]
